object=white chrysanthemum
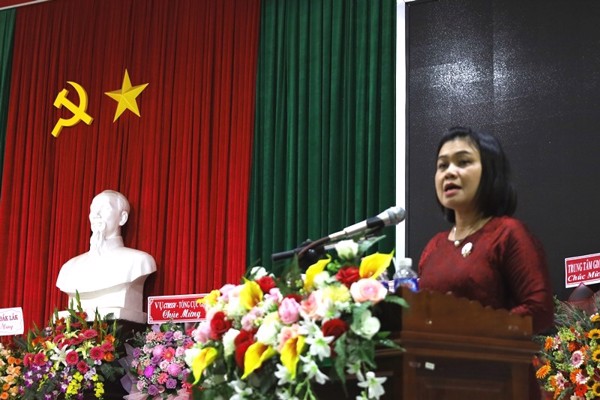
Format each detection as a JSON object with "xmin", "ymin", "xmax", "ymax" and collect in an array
[
  {"xmin": 225, "ymin": 297, "xmax": 246, "ymax": 318},
  {"xmin": 222, "ymin": 328, "xmax": 240, "ymax": 357},
  {"xmin": 249, "ymin": 266, "xmax": 269, "ymax": 279},
  {"xmin": 351, "ymin": 309, "xmax": 381, "ymax": 339},
  {"xmin": 335, "ymin": 240, "xmax": 359, "ymax": 260},
  {"xmin": 255, "ymin": 312, "xmax": 282, "ymax": 346},
  {"xmin": 313, "ymin": 271, "xmax": 332, "ymax": 289}
]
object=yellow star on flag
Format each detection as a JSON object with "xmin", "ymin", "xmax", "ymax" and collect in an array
[{"xmin": 105, "ymin": 69, "xmax": 149, "ymax": 122}]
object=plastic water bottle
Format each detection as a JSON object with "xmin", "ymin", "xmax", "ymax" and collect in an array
[{"xmin": 392, "ymin": 257, "xmax": 419, "ymax": 292}]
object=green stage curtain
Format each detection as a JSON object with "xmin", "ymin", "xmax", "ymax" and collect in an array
[
  {"xmin": 0, "ymin": 9, "xmax": 14, "ymax": 192},
  {"xmin": 249, "ymin": 0, "xmax": 396, "ymax": 271}
]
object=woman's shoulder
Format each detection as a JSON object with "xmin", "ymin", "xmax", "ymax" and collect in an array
[
  {"xmin": 488, "ymin": 216, "xmax": 541, "ymax": 246},
  {"xmin": 489, "ymin": 215, "xmax": 529, "ymax": 232},
  {"xmin": 421, "ymin": 230, "xmax": 450, "ymax": 254}
]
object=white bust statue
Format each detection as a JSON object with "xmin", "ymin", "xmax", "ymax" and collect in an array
[{"xmin": 56, "ymin": 190, "xmax": 156, "ymax": 323}]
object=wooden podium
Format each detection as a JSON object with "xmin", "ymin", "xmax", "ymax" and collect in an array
[{"xmin": 316, "ymin": 288, "xmax": 540, "ymax": 399}]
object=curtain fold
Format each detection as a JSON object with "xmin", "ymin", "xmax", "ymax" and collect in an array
[
  {"xmin": 249, "ymin": 0, "xmax": 396, "ymax": 271},
  {"xmin": 0, "ymin": 0, "xmax": 260, "ymax": 328},
  {"xmin": 0, "ymin": 9, "xmax": 14, "ymax": 190}
]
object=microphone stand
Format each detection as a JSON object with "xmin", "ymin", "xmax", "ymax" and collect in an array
[
  {"xmin": 271, "ymin": 238, "xmax": 329, "ymax": 271},
  {"xmin": 271, "ymin": 226, "xmax": 385, "ymax": 270}
]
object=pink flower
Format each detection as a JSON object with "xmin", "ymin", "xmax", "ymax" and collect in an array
[
  {"xmin": 82, "ymin": 329, "xmax": 98, "ymax": 339},
  {"xmin": 52, "ymin": 333, "xmax": 66, "ymax": 345},
  {"xmin": 218, "ymin": 284, "xmax": 237, "ymax": 300},
  {"xmin": 277, "ymin": 325, "xmax": 300, "ymax": 352},
  {"xmin": 152, "ymin": 344, "xmax": 165, "ymax": 358},
  {"xmin": 136, "ymin": 380, "xmax": 147, "ymax": 391},
  {"xmin": 65, "ymin": 350, "xmax": 79, "ymax": 365},
  {"xmin": 192, "ymin": 322, "xmax": 211, "ymax": 344},
  {"xmin": 278, "ymin": 297, "xmax": 300, "ymax": 324},
  {"xmin": 571, "ymin": 350, "xmax": 584, "ymax": 368},
  {"xmin": 157, "ymin": 372, "xmax": 169, "ymax": 384},
  {"xmin": 23, "ymin": 353, "xmax": 34, "ymax": 367},
  {"xmin": 160, "ymin": 360, "xmax": 170, "ymax": 370},
  {"xmin": 76, "ymin": 360, "xmax": 89, "ymax": 373},
  {"xmin": 163, "ymin": 347, "xmax": 175, "ymax": 361},
  {"xmin": 241, "ymin": 307, "xmax": 263, "ymax": 331},
  {"xmin": 350, "ymin": 279, "xmax": 387, "ymax": 304},
  {"xmin": 89, "ymin": 346, "xmax": 105, "ymax": 361},
  {"xmin": 300, "ymin": 291, "xmax": 321, "ymax": 320},
  {"xmin": 167, "ymin": 362, "xmax": 182, "ymax": 377},
  {"xmin": 101, "ymin": 341, "xmax": 115, "ymax": 353},
  {"xmin": 33, "ymin": 352, "xmax": 47, "ymax": 366}
]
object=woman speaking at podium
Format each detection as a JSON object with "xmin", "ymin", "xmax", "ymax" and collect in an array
[{"xmin": 417, "ymin": 126, "xmax": 553, "ymax": 398}]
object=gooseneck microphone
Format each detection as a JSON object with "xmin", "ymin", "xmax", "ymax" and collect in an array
[
  {"xmin": 327, "ymin": 206, "xmax": 406, "ymax": 241},
  {"xmin": 271, "ymin": 206, "xmax": 406, "ymax": 265}
]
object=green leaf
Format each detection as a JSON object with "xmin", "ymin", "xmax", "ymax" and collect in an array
[
  {"xmin": 384, "ymin": 294, "xmax": 409, "ymax": 308},
  {"xmin": 333, "ymin": 333, "xmax": 348, "ymax": 386},
  {"xmin": 377, "ymin": 337, "xmax": 403, "ymax": 350},
  {"xmin": 357, "ymin": 235, "xmax": 385, "ymax": 255}
]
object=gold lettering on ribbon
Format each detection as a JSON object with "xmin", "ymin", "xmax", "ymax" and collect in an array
[{"xmin": 51, "ymin": 81, "xmax": 94, "ymax": 137}]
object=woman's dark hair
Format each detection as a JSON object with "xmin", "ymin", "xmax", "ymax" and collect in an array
[{"xmin": 436, "ymin": 126, "xmax": 517, "ymax": 223}]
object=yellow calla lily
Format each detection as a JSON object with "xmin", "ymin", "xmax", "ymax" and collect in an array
[
  {"xmin": 240, "ymin": 279, "xmax": 263, "ymax": 310},
  {"xmin": 197, "ymin": 290, "xmax": 220, "ymax": 306},
  {"xmin": 242, "ymin": 342, "xmax": 276, "ymax": 379},
  {"xmin": 192, "ymin": 347, "xmax": 218, "ymax": 384},
  {"xmin": 280, "ymin": 335, "xmax": 306, "ymax": 379},
  {"xmin": 359, "ymin": 250, "xmax": 395, "ymax": 279},
  {"xmin": 304, "ymin": 256, "xmax": 331, "ymax": 292}
]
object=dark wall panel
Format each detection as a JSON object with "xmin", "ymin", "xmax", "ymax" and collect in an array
[{"xmin": 407, "ymin": 0, "xmax": 600, "ymax": 300}]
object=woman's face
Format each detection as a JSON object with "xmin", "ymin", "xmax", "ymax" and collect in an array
[{"xmin": 435, "ymin": 137, "xmax": 482, "ymax": 215}]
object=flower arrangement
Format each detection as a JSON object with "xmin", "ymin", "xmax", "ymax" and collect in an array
[
  {"xmin": 535, "ymin": 297, "xmax": 600, "ymax": 399},
  {"xmin": 0, "ymin": 341, "xmax": 23, "ymax": 399},
  {"xmin": 184, "ymin": 238, "xmax": 407, "ymax": 400},
  {"xmin": 18, "ymin": 300, "xmax": 123, "ymax": 400},
  {"xmin": 124, "ymin": 323, "xmax": 194, "ymax": 399}
]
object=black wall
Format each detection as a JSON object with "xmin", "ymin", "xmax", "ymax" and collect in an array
[{"xmin": 406, "ymin": 0, "xmax": 600, "ymax": 300}]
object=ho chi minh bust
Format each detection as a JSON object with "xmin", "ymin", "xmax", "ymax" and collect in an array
[{"xmin": 56, "ymin": 190, "xmax": 156, "ymax": 323}]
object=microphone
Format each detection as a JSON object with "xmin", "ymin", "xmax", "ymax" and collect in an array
[{"xmin": 327, "ymin": 206, "xmax": 406, "ymax": 242}]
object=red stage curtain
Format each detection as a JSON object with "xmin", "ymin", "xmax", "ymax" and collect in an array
[{"xmin": 0, "ymin": 0, "xmax": 260, "ymax": 328}]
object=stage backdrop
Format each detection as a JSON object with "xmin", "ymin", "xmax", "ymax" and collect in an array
[
  {"xmin": 0, "ymin": 0, "xmax": 260, "ymax": 327},
  {"xmin": 0, "ymin": 0, "xmax": 397, "ymax": 330},
  {"xmin": 406, "ymin": 0, "xmax": 600, "ymax": 300}
]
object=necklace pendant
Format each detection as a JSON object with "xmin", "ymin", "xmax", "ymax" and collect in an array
[
  {"xmin": 461, "ymin": 242, "xmax": 473, "ymax": 258},
  {"xmin": 453, "ymin": 240, "xmax": 461, "ymax": 247}
]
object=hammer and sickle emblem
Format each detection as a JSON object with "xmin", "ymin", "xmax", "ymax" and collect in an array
[{"xmin": 51, "ymin": 81, "xmax": 94, "ymax": 137}]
